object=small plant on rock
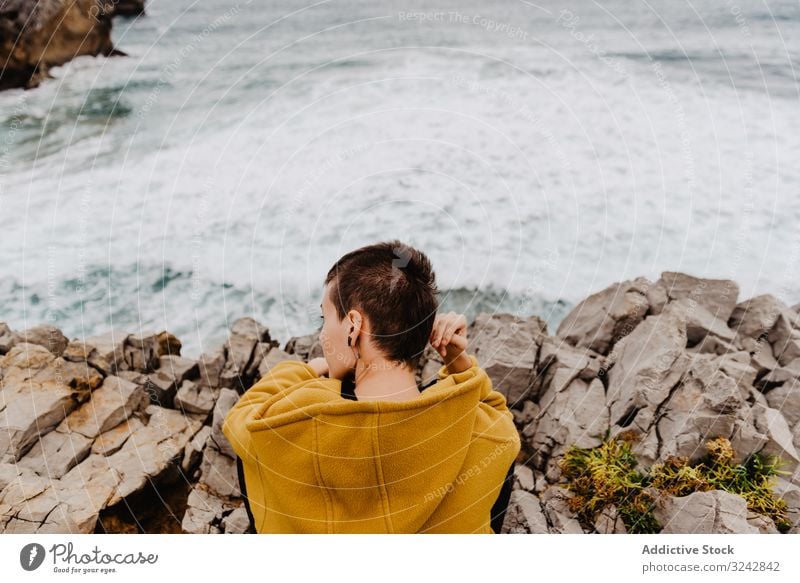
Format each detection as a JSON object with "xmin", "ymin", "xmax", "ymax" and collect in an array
[{"xmin": 559, "ymin": 433, "xmax": 793, "ymax": 534}]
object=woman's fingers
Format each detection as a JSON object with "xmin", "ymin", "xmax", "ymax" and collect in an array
[
  {"xmin": 430, "ymin": 314, "xmax": 444, "ymax": 346},
  {"xmin": 431, "ymin": 312, "xmax": 452, "ymax": 346},
  {"xmin": 430, "ymin": 312, "xmax": 466, "ymax": 349},
  {"xmin": 440, "ymin": 313, "xmax": 467, "ymax": 346},
  {"xmin": 450, "ymin": 332, "xmax": 467, "ymax": 349},
  {"xmin": 450, "ymin": 314, "xmax": 467, "ymax": 341},
  {"xmin": 440, "ymin": 320, "xmax": 457, "ymax": 347}
]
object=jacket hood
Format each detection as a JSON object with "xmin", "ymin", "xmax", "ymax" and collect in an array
[{"xmin": 222, "ymin": 355, "xmax": 520, "ymax": 533}]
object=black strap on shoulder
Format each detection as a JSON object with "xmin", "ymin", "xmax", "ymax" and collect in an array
[
  {"xmin": 420, "ymin": 377, "xmax": 438, "ymax": 391},
  {"xmin": 341, "ymin": 375, "xmax": 358, "ymax": 400},
  {"xmin": 490, "ymin": 462, "xmax": 516, "ymax": 534},
  {"xmin": 235, "ymin": 455, "xmax": 257, "ymax": 533}
]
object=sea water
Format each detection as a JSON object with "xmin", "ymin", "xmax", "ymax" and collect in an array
[{"xmin": 1, "ymin": 0, "xmax": 798, "ymax": 357}]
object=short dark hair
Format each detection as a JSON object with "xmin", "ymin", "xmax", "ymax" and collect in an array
[{"xmin": 324, "ymin": 240, "xmax": 439, "ymax": 370}]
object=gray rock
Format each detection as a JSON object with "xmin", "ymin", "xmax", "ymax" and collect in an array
[
  {"xmin": 57, "ymin": 453, "xmax": 124, "ymax": 531},
  {"xmin": 556, "ymin": 277, "xmax": 651, "ymax": 356},
  {"xmin": 13, "ymin": 324, "xmax": 69, "ymax": 356},
  {"xmin": 512, "ymin": 464, "xmax": 535, "ymax": 492},
  {"xmin": 219, "ymin": 317, "xmax": 273, "ymax": 390},
  {"xmin": 219, "ymin": 341, "xmax": 253, "ymax": 390},
  {"xmin": 90, "ymin": 417, "xmax": 144, "ymax": 456},
  {"xmin": 222, "ymin": 505, "xmax": 251, "ymax": 533},
  {"xmin": 774, "ymin": 477, "xmax": 800, "ymax": 531},
  {"xmin": 56, "ymin": 375, "xmax": 148, "ymax": 440},
  {"xmin": 512, "ymin": 399, "xmax": 539, "ymax": 429},
  {"xmin": 109, "ymin": 0, "xmax": 146, "ymax": 17},
  {"xmin": 656, "ymin": 271, "xmax": 740, "ymax": 324},
  {"xmin": 538, "ymin": 336, "xmax": 608, "ymax": 385},
  {"xmin": 122, "ymin": 331, "xmax": 160, "ymax": 373},
  {"xmin": 653, "ymin": 489, "xmax": 759, "ymax": 533},
  {"xmin": 0, "ymin": 0, "xmax": 116, "ymax": 91},
  {"xmin": 730, "ymin": 295, "xmax": 795, "ymax": 343},
  {"xmin": 753, "ymin": 300, "xmax": 800, "ymax": 366},
  {"xmin": 540, "ymin": 485, "xmax": 584, "ymax": 533},
  {"xmin": 468, "ymin": 313, "xmax": 547, "ymax": 405},
  {"xmin": 104, "ymin": 405, "xmax": 203, "ymax": 506},
  {"xmin": 174, "ymin": 380, "xmax": 219, "ymax": 416},
  {"xmin": 30, "ymin": 356, "xmax": 104, "ymax": 393},
  {"xmin": 159, "ymin": 354, "xmax": 199, "ymax": 383},
  {"xmin": 154, "ymin": 330, "xmax": 182, "ymax": 358},
  {"xmin": 773, "ymin": 335, "xmax": 800, "ymax": 368},
  {"xmin": 0, "ymin": 474, "xmax": 82, "ymax": 533},
  {"xmin": 529, "ymin": 375, "xmax": 608, "ymax": 477},
  {"xmin": 678, "ymin": 298, "xmax": 739, "ymax": 354},
  {"xmin": 210, "ymin": 389, "xmax": 239, "ymax": 460},
  {"xmin": 751, "ymin": 340, "xmax": 779, "ymax": 377},
  {"xmin": 0, "ymin": 341, "xmax": 57, "ymax": 378},
  {"xmin": 181, "ymin": 486, "xmax": 237, "ymax": 534},
  {"xmin": 654, "ymin": 354, "xmax": 752, "ymax": 465},
  {"xmin": 759, "ymin": 358, "xmax": 800, "ymax": 390},
  {"xmin": 257, "ymin": 347, "xmax": 295, "ymax": 378},
  {"xmin": 16, "ymin": 429, "xmax": 92, "ymax": 478},
  {"xmin": 765, "ymin": 378, "xmax": 800, "ymax": 428},
  {"xmin": 749, "ymin": 404, "xmax": 800, "ymax": 474},
  {"xmin": 199, "ymin": 441, "xmax": 241, "ymax": 499},
  {"xmin": 144, "ymin": 370, "xmax": 179, "ymax": 408},
  {"xmin": 246, "ymin": 342, "xmax": 275, "ymax": 380},
  {"xmin": 284, "ymin": 331, "xmax": 324, "ymax": 361},
  {"xmin": 197, "ymin": 346, "xmax": 226, "ymax": 388},
  {"xmin": 606, "ymin": 303, "xmax": 690, "ymax": 440},
  {"xmin": 230, "ymin": 317, "xmax": 271, "ymax": 343},
  {"xmin": 0, "ymin": 346, "xmax": 85, "ymax": 462},
  {"xmin": 594, "ymin": 504, "xmax": 628, "ymax": 534},
  {"xmin": 144, "ymin": 354, "xmax": 198, "ymax": 409},
  {"xmin": 501, "ymin": 490, "xmax": 549, "ymax": 533},
  {"xmin": 747, "ymin": 511, "xmax": 779, "ymax": 533},
  {"xmin": 419, "ymin": 344, "xmax": 444, "ymax": 386},
  {"xmin": 0, "ymin": 462, "xmax": 22, "ymax": 492},
  {"xmin": 83, "ymin": 331, "xmax": 127, "ymax": 373},
  {"xmin": 0, "ymin": 322, "xmax": 16, "ymax": 354},
  {"xmin": 0, "ymin": 455, "xmax": 121, "ymax": 534},
  {"xmin": 182, "ymin": 425, "xmax": 212, "ymax": 476},
  {"xmin": 62, "ymin": 339, "xmax": 113, "ymax": 376},
  {"xmin": 795, "ymin": 419, "xmax": 800, "ymax": 457},
  {"xmin": 643, "ymin": 280, "xmax": 669, "ymax": 316}
]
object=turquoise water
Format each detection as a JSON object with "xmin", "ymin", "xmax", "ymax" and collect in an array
[{"xmin": 1, "ymin": 0, "xmax": 798, "ymax": 357}]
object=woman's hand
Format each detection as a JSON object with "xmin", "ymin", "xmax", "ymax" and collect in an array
[
  {"xmin": 429, "ymin": 312, "xmax": 470, "ymax": 372},
  {"xmin": 307, "ymin": 357, "xmax": 329, "ymax": 377}
]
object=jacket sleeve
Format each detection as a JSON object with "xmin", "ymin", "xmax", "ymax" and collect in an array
[
  {"xmin": 436, "ymin": 353, "xmax": 480, "ymax": 381},
  {"xmin": 437, "ymin": 354, "xmax": 511, "ymax": 413},
  {"xmin": 222, "ymin": 359, "xmax": 318, "ymax": 461}
]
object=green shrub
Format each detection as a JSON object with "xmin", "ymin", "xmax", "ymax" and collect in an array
[{"xmin": 558, "ymin": 431, "xmax": 793, "ymax": 534}]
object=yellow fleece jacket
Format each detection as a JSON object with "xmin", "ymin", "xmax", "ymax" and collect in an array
[{"xmin": 221, "ymin": 354, "xmax": 521, "ymax": 533}]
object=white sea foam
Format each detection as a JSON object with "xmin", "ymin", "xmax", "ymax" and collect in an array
[{"xmin": 1, "ymin": 0, "xmax": 798, "ymax": 357}]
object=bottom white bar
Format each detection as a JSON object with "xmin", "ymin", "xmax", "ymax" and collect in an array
[{"xmin": 1, "ymin": 534, "xmax": 797, "ymax": 582}]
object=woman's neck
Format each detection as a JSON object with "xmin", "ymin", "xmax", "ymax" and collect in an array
[{"xmin": 351, "ymin": 359, "xmax": 421, "ymax": 402}]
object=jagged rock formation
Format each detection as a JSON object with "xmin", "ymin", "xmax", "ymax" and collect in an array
[
  {"xmin": 0, "ymin": 0, "xmax": 141, "ymax": 90},
  {"xmin": 109, "ymin": 1, "xmax": 145, "ymax": 17},
  {"xmin": 502, "ymin": 272, "xmax": 800, "ymax": 534},
  {"xmin": 1, "ymin": 270, "xmax": 799, "ymax": 533}
]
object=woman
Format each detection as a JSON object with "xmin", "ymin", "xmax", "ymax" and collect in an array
[{"xmin": 222, "ymin": 240, "xmax": 520, "ymax": 533}]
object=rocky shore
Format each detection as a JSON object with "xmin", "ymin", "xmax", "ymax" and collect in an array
[
  {"xmin": 1, "ymin": 270, "xmax": 799, "ymax": 534},
  {"xmin": 0, "ymin": 0, "xmax": 144, "ymax": 90}
]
